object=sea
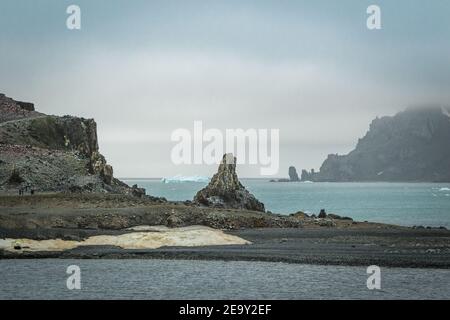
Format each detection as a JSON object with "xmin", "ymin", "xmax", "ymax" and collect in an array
[
  {"xmin": 124, "ymin": 178, "xmax": 450, "ymax": 228},
  {"xmin": 0, "ymin": 259, "xmax": 449, "ymax": 299}
]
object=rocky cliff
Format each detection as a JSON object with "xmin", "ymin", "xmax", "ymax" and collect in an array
[
  {"xmin": 193, "ymin": 154, "xmax": 265, "ymax": 212},
  {"xmin": 0, "ymin": 94, "xmax": 142, "ymax": 194},
  {"xmin": 302, "ymin": 106, "xmax": 450, "ymax": 182}
]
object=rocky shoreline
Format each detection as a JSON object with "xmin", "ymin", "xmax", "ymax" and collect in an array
[
  {"xmin": 2, "ymin": 225, "xmax": 449, "ymax": 269},
  {"xmin": 1, "ymin": 193, "xmax": 449, "ymax": 268}
]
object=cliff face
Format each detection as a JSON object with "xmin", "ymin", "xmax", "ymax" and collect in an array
[
  {"xmin": 303, "ymin": 107, "xmax": 450, "ymax": 182},
  {"xmin": 0, "ymin": 94, "xmax": 135, "ymax": 193}
]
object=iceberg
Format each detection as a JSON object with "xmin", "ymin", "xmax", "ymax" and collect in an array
[
  {"xmin": 439, "ymin": 187, "xmax": 450, "ymax": 192},
  {"xmin": 161, "ymin": 175, "xmax": 210, "ymax": 184}
]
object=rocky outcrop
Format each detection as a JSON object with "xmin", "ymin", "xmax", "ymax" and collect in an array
[
  {"xmin": 288, "ymin": 166, "xmax": 300, "ymax": 181},
  {"xmin": 0, "ymin": 94, "xmax": 148, "ymax": 196},
  {"xmin": 301, "ymin": 169, "xmax": 315, "ymax": 181},
  {"xmin": 270, "ymin": 166, "xmax": 301, "ymax": 183},
  {"xmin": 0, "ymin": 94, "xmax": 42, "ymax": 123},
  {"xmin": 302, "ymin": 107, "xmax": 450, "ymax": 182},
  {"xmin": 193, "ymin": 154, "xmax": 265, "ymax": 212}
]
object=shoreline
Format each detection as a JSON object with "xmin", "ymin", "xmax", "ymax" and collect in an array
[
  {"xmin": 1, "ymin": 193, "xmax": 449, "ymax": 268},
  {"xmin": 2, "ymin": 227, "xmax": 449, "ymax": 269}
]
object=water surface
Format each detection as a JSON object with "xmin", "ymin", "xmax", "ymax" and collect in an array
[{"xmin": 1, "ymin": 259, "xmax": 449, "ymax": 299}]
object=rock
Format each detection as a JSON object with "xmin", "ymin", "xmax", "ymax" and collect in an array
[
  {"xmin": 301, "ymin": 169, "xmax": 315, "ymax": 181},
  {"xmin": 317, "ymin": 219, "xmax": 335, "ymax": 227},
  {"xmin": 290, "ymin": 211, "xmax": 309, "ymax": 219},
  {"xmin": 288, "ymin": 166, "xmax": 300, "ymax": 181},
  {"xmin": 0, "ymin": 93, "xmax": 155, "ymax": 197},
  {"xmin": 167, "ymin": 215, "xmax": 183, "ymax": 228},
  {"xmin": 7, "ymin": 166, "xmax": 24, "ymax": 184},
  {"xmin": 131, "ymin": 184, "xmax": 146, "ymax": 198},
  {"xmin": 327, "ymin": 213, "xmax": 353, "ymax": 221},
  {"xmin": 0, "ymin": 93, "xmax": 42, "ymax": 123},
  {"xmin": 193, "ymin": 153, "xmax": 265, "ymax": 212},
  {"xmin": 303, "ymin": 107, "xmax": 450, "ymax": 182},
  {"xmin": 16, "ymin": 101, "xmax": 35, "ymax": 112},
  {"xmin": 101, "ymin": 164, "xmax": 113, "ymax": 185},
  {"xmin": 318, "ymin": 209, "xmax": 327, "ymax": 219}
]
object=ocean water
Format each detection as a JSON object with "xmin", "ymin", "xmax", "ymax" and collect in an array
[
  {"xmin": 1, "ymin": 259, "xmax": 449, "ymax": 299},
  {"xmin": 123, "ymin": 179, "xmax": 450, "ymax": 228}
]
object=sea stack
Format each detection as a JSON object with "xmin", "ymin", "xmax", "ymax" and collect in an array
[
  {"xmin": 288, "ymin": 166, "xmax": 300, "ymax": 181},
  {"xmin": 193, "ymin": 153, "xmax": 265, "ymax": 212}
]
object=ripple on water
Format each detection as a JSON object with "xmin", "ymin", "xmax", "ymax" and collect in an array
[{"xmin": 0, "ymin": 259, "xmax": 449, "ymax": 299}]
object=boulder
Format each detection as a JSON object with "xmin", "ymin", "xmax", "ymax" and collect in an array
[
  {"xmin": 290, "ymin": 211, "xmax": 310, "ymax": 219},
  {"xmin": 193, "ymin": 153, "xmax": 265, "ymax": 212},
  {"xmin": 131, "ymin": 184, "xmax": 146, "ymax": 198},
  {"xmin": 318, "ymin": 209, "xmax": 327, "ymax": 219}
]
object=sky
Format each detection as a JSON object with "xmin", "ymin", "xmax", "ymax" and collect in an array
[{"xmin": 1, "ymin": 0, "xmax": 450, "ymax": 178}]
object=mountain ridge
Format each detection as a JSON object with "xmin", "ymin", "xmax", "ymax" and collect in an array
[{"xmin": 301, "ymin": 106, "xmax": 450, "ymax": 182}]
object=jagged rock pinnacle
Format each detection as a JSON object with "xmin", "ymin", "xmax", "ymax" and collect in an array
[{"xmin": 193, "ymin": 153, "xmax": 265, "ymax": 212}]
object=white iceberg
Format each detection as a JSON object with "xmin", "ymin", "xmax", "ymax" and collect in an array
[
  {"xmin": 161, "ymin": 175, "xmax": 210, "ymax": 183},
  {"xmin": 439, "ymin": 187, "xmax": 450, "ymax": 192}
]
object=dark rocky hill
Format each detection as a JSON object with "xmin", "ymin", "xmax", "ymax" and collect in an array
[
  {"xmin": 302, "ymin": 106, "xmax": 450, "ymax": 182},
  {"xmin": 0, "ymin": 94, "xmax": 144, "ymax": 195}
]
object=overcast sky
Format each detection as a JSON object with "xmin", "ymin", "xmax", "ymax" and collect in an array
[{"xmin": 1, "ymin": 0, "xmax": 450, "ymax": 178}]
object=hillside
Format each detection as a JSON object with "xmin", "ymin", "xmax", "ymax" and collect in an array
[
  {"xmin": 0, "ymin": 94, "xmax": 142, "ymax": 194},
  {"xmin": 301, "ymin": 107, "xmax": 450, "ymax": 182}
]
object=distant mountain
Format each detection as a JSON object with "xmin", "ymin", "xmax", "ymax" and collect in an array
[{"xmin": 301, "ymin": 106, "xmax": 450, "ymax": 182}]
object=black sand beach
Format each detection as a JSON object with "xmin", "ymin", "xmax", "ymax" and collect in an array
[
  {"xmin": 2, "ymin": 227, "xmax": 450, "ymax": 269},
  {"xmin": 1, "ymin": 194, "xmax": 449, "ymax": 268}
]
